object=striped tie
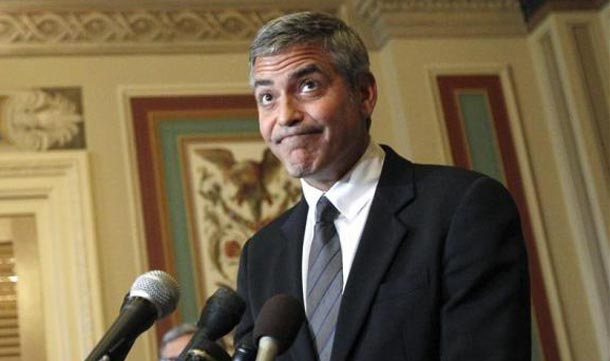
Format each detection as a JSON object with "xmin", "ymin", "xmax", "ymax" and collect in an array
[{"xmin": 307, "ymin": 196, "xmax": 342, "ymax": 361}]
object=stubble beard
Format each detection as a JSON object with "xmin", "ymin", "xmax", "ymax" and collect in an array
[{"xmin": 282, "ymin": 159, "xmax": 310, "ymax": 179}]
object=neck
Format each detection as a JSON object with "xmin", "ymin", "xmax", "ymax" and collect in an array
[{"xmin": 304, "ymin": 137, "xmax": 370, "ymax": 191}]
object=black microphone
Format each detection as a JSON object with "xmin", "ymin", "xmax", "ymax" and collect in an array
[
  {"xmin": 85, "ymin": 270, "xmax": 180, "ymax": 361},
  {"xmin": 231, "ymin": 335, "xmax": 257, "ymax": 361},
  {"xmin": 253, "ymin": 294, "xmax": 305, "ymax": 361},
  {"xmin": 179, "ymin": 286, "xmax": 246, "ymax": 361}
]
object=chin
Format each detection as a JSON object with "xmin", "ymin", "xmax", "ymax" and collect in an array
[
  {"xmin": 283, "ymin": 162, "xmax": 313, "ymax": 179},
  {"xmin": 285, "ymin": 167, "xmax": 307, "ymax": 179}
]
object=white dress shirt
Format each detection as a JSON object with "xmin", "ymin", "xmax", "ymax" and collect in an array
[{"xmin": 301, "ymin": 141, "xmax": 385, "ymax": 307}]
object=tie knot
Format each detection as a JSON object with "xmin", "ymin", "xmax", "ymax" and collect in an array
[{"xmin": 316, "ymin": 196, "xmax": 338, "ymax": 223}]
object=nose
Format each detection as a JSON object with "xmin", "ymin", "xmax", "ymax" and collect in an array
[{"xmin": 277, "ymin": 96, "xmax": 303, "ymax": 127}]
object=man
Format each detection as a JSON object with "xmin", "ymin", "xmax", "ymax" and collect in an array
[
  {"xmin": 158, "ymin": 323, "xmax": 196, "ymax": 361},
  {"xmin": 235, "ymin": 11, "xmax": 531, "ymax": 361}
]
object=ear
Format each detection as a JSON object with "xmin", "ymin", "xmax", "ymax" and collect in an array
[{"xmin": 357, "ymin": 72, "xmax": 377, "ymax": 117}]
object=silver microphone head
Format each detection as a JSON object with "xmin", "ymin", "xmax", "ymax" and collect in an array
[{"xmin": 129, "ymin": 270, "xmax": 180, "ymax": 319}]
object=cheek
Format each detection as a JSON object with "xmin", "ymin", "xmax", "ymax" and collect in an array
[
  {"xmin": 305, "ymin": 100, "xmax": 335, "ymax": 121},
  {"xmin": 258, "ymin": 116, "xmax": 273, "ymax": 142},
  {"xmin": 311, "ymin": 102, "xmax": 350, "ymax": 135},
  {"xmin": 310, "ymin": 92, "xmax": 353, "ymax": 123}
]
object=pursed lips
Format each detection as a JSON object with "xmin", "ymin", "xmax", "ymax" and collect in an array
[{"xmin": 272, "ymin": 127, "xmax": 323, "ymax": 144}]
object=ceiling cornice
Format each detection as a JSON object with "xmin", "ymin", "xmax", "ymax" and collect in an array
[
  {"xmin": 3, "ymin": 0, "xmax": 605, "ymax": 56},
  {"xmin": 350, "ymin": 0, "xmax": 527, "ymax": 49},
  {"xmin": 0, "ymin": 1, "xmax": 342, "ymax": 56},
  {"xmin": 520, "ymin": 0, "xmax": 610, "ymax": 30}
]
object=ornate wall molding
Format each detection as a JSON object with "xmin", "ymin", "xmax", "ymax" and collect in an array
[
  {"xmin": 7, "ymin": 0, "xmax": 605, "ymax": 55},
  {"xmin": 363, "ymin": 0, "xmax": 520, "ymax": 10},
  {"xmin": 0, "ymin": 1, "xmax": 341, "ymax": 55}
]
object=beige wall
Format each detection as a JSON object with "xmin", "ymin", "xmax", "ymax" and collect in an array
[{"xmin": 0, "ymin": 52, "xmax": 254, "ymax": 360}]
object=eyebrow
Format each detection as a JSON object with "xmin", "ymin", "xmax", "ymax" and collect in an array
[
  {"xmin": 253, "ymin": 79, "xmax": 273, "ymax": 88},
  {"xmin": 291, "ymin": 64, "xmax": 322, "ymax": 80},
  {"xmin": 253, "ymin": 63, "xmax": 323, "ymax": 89}
]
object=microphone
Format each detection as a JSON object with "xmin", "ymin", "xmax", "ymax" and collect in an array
[
  {"xmin": 179, "ymin": 286, "xmax": 246, "ymax": 361},
  {"xmin": 231, "ymin": 335, "xmax": 257, "ymax": 361},
  {"xmin": 85, "ymin": 270, "xmax": 180, "ymax": 361},
  {"xmin": 253, "ymin": 294, "xmax": 305, "ymax": 361}
]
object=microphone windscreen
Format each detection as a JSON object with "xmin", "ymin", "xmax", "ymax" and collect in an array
[
  {"xmin": 253, "ymin": 294, "xmax": 305, "ymax": 354},
  {"xmin": 128, "ymin": 270, "xmax": 180, "ymax": 319},
  {"xmin": 198, "ymin": 286, "xmax": 246, "ymax": 340}
]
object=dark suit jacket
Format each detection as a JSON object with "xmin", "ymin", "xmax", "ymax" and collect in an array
[{"xmin": 235, "ymin": 145, "xmax": 531, "ymax": 361}]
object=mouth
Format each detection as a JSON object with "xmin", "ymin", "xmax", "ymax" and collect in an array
[{"xmin": 273, "ymin": 127, "xmax": 323, "ymax": 144}]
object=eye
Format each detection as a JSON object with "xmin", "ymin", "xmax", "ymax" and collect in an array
[
  {"xmin": 257, "ymin": 92, "xmax": 274, "ymax": 106},
  {"xmin": 301, "ymin": 79, "xmax": 319, "ymax": 93}
]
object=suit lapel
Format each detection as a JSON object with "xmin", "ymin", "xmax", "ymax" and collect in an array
[
  {"xmin": 332, "ymin": 147, "xmax": 416, "ymax": 361},
  {"xmin": 279, "ymin": 198, "xmax": 308, "ymax": 301},
  {"xmin": 280, "ymin": 199, "xmax": 318, "ymax": 361}
]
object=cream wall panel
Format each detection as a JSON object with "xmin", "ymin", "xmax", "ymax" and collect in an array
[
  {"xmin": 375, "ymin": 37, "xmax": 547, "ymax": 163},
  {"xmin": 368, "ymin": 51, "xmax": 405, "ymax": 153},
  {"xmin": 0, "ymin": 152, "xmax": 103, "ymax": 360},
  {"xmin": 529, "ymin": 13, "xmax": 610, "ymax": 361},
  {"xmin": 0, "ymin": 218, "xmax": 9, "ymax": 241},
  {"xmin": 599, "ymin": 2, "xmax": 610, "ymax": 59},
  {"xmin": 0, "ymin": 53, "xmax": 251, "ymax": 360}
]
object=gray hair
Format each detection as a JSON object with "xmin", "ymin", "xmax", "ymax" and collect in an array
[
  {"xmin": 159, "ymin": 323, "xmax": 196, "ymax": 354},
  {"xmin": 248, "ymin": 11, "xmax": 370, "ymax": 89}
]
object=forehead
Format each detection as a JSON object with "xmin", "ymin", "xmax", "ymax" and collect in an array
[{"xmin": 252, "ymin": 45, "xmax": 336, "ymax": 80}]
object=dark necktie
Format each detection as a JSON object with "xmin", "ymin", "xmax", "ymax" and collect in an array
[{"xmin": 306, "ymin": 196, "xmax": 343, "ymax": 361}]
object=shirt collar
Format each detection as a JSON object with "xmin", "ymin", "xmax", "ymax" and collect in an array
[{"xmin": 301, "ymin": 141, "xmax": 385, "ymax": 220}]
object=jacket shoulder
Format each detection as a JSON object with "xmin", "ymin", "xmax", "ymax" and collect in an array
[
  {"xmin": 382, "ymin": 144, "xmax": 502, "ymax": 189},
  {"xmin": 247, "ymin": 198, "xmax": 305, "ymax": 243}
]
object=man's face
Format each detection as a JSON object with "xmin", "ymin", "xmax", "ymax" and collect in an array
[{"xmin": 252, "ymin": 45, "xmax": 376, "ymax": 190}]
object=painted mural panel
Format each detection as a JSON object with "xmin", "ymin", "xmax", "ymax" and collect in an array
[{"xmin": 129, "ymin": 95, "xmax": 301, "ymax": 343}]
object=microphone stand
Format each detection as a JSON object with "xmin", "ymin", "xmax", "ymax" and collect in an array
[
  {"xmin": 93, "ymin": 337, "xmax": 135, "ymax": 361},
  {"xmin": 182, "ymin": 338, "xmax": 231, "ymax": 361},
  {"xmin": 89, "ymin": 294, "xmax": 140, "ymax": 361}
]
